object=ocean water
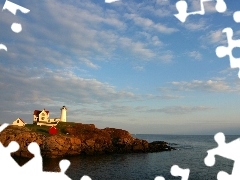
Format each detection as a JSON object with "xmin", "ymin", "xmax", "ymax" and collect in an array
[{"xmin": 21, "ymin": 134, "xmax": 239, "ymax": 179}]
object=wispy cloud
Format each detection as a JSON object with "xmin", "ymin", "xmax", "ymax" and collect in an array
[
  {"xmin": 160, "ymin": 79, "xmax": 240, "ymax": 93},
  {"xmin": 1, "ymin": 0, "xmax": 175, "ymax": 70},
  {"xmin": 145, "ymin": 105, "xmax": 214, "ymax": 114},
  {"xmin": 143, "ymin": 94, "xmax": 183, "ymax": 100},
  {"xmin": 158, "ymin": 52, "xmax": 174, "ymax": 63},
  {"xmin": 183, "ymin": 19, "xmax": 208, "ymax": 31},
  {"xmin": 118, "ymin": 37, "xmax": 155, "ymax": 58},
  {"xmin": 187, "ymin": 51, "xmax": 202, "ymax": 60},
  {"xmin": 133, "ymin": 66, "xmax": 144, "ymax": 71},
  {"xmin": 72, "ymin": 104, "xmax": 133, "ymax": 117},
  {"xmin": 124, "ymin": 13, "xmax": 178, "ymax": 34},
  {"xmin": 200, "ymin": 29, "xmax": 228, "ymax": 45},
  {"xmin": 0, "ymin": 65, "xmax": 136, "ymax": 107}
]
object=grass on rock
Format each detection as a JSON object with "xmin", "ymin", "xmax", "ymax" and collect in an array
[{"xmin": 24, "ymin": 122, "xmax": 76, "ymax": 136}]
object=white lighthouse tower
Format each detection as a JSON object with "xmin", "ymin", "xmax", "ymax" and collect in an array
[{"xmin": 60, "ymin": 106, "xmax": 67, "ymax": 122}]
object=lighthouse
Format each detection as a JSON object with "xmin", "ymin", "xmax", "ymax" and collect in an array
[{"xmin": 60, "ymin": 106, "xmax": 67, "ymax": 122}]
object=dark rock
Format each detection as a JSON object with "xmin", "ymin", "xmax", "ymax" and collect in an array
[{"xmin": 148, "ymin": 141, "xmax": 176, "ymax": 152}]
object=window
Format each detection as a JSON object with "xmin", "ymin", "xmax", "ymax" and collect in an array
[
  {"xmin": 42, "ymin": 113, "xmax": 45, "ymax": 116},
  {"xmin": 41, "ymin": 117, "xmax": 45, "ymax": 120},
  {"xmin": 17, "ymin": 120, "xmax": 19, "ymax": 123}
]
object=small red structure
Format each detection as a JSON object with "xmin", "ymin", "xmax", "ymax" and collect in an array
[{"xmin": 49, "ymin": 126, "xmax": 58, "ymax": 135}]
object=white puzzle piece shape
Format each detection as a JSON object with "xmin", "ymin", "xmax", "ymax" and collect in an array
[
  {"xmin": 105, "ymin": 0, "xmax": 119, "ymax": 3},
  {"xmin": 2, "ymin": 0, "xmax": 30, "ymax": 15},
  {"xmin": 205, "ymin": 132, "xmax": 240, "ymax": 180},
  {"xmin": 154, "ymin": 165, "xmax": 190, "ymax": 180},
  {"xmin": 0, "ymin": 123, "xmax": 91, "ymax": 179},
  {"xmin": 174, "ymin": 0, "xmax": 227, "ymax": 22},
  {"xmin": 0, "ymin": 124, "xmax": 21, "ymax": 177},
  {"xmin": 215, "ymin": 27, "xmax": 240, "ymax": 78},
  {"xmin": 0, "ymin": 44, "xmax": 7, "ymax": 51},
  {"xmin": 215, "ymin": 10, "xmax": 240, "ymax": 78},
  {"xmin": 20, "ymin": 142, "xmax": 43, "ymax": 173},
  {"xmin": 171, "ymin": 165, "xmax": 190, "ymax": 180}
]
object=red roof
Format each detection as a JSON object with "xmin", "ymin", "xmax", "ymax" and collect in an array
[{"xmin": 33, "ymin": 109, "xmax": 49, "ymax": 116}]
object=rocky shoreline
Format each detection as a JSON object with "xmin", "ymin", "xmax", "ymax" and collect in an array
[{"xmin": 0, "ymin": 123, "xmax": 175, "ymax": 158}]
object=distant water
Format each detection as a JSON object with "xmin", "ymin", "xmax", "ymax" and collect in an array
[{"xmin": 20, "ymin": 134, "xmax": 239, "ymax": 179}]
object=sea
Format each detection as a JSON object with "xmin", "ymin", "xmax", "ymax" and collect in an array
[{"xmin": 15, "ymin": 134, "xmax": 239, "ymax": 180}]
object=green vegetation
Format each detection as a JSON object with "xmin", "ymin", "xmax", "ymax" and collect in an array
[
  {"xmin": 24, "ymin": 122, "xmax": 77, "ymax": 136},
  {"xmin": 25, "ymin": 124, "xmax": 50, "ymax": 135},
  {"xmin": 56, "ymin": 122, "xmax": 76, "ymax": 134}
]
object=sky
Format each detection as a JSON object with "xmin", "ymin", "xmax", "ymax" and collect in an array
[{"xmin": 0, "ymin": 0, "xmax": 240, "ymax": 135}]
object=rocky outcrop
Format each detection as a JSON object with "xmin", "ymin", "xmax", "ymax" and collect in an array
[{"xmin": 0, "ymin": 123, "xmax": 175, "ymax": 158}]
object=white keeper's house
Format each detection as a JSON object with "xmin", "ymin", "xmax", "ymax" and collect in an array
[{"xmin": 33, "ymin": 106, "xmax": 67, "ymax": 126}]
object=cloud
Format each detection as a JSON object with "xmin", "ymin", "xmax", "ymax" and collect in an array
[
  {"xmin": 0, "ymin": 0, "xmax": 185, "ymax": 99},
  {"xmin": 155, "ymin": 0, "xmax": 177, "ymax": 17},
  {"xmin": 133, "ymin": 66, "xmax": 144, "ymax": 71},
  {"xmin": 72, "ymin": 104, "xmax": 133, "ymax": 118},
  {"xmin": 43, "ymin": 0, "xmax": 175, "ymax": 61},
  {"xmin": 81, "ymin": 58, "xmax": 100, "ymax": 69},
  {"xmin": 200, "ymin": 29, "xmax": 227, "ymax": 45},
  {"xmin": 161, "ymin": 79, "xmax": 239, "ymax": 93},
  {"xmin": 145, "ymin": 105, "xmax": 214, "ymax": 114},
  {"xmin": 0, "ymin": 65, "xmax": 136, "ymax": 109},
  {"xmin": 151, "ymin": 36, "xmax": 162, "ymax": 46},
  {"xmin": 120, "ymin": 0, "xmax": 176, "ymax": 18},
  {"xmin": 1, "ymin": 0, "xmax": 175, "ymax": 71},
  {"xmin": 218, "ymin": 68, "xmax": 239, "ymax": 78},
  {"xmin": 143, "ymin": 94, "xmax": 183, "ymax": 100},
  {"xmin": 124, "ymin": 13, "xmax": 178, "ymax": 34},
  {"xmin": 118, "ymin": 37, "xmax": 155, "ymax": 58},
  {"xmin": 154, "ymin": 8, "xmax": 172, "ymax": 17},
  {"xmin": 158, "ymin": 52, "xmax": 174, "ymax": 63},
  {"xmin": 187, "ymin": 51, "xmax": 202, "ymax": 60},
  {"xmin": 183, "ymin": 19, "xmax": 208, "ymax": 31},
  {"xmin": 136, "ymin": 32, "xmax": 163, "ymax": 47}
]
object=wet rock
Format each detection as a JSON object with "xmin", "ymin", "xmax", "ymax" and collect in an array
[{"xmin": 148, "ymin": 141, "xmax": 176, "ymax": 152}]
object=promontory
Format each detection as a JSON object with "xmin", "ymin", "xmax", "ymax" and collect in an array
[{"xmin": 0, "ymin": 122, "xmax": 175, "ymax": 158}]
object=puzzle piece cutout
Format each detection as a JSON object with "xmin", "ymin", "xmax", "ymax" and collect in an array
[
  {"xmin": 154, "ymin": 165, "xmax": 190, "ymax": 180},
  {"xmin": 233, "ymin": 11, "xmax": 240, "ymax": 23},
  {"xmin": 0, "ymin": 124, "xmax": 22, "ymax": 177},
  {"xmin": 0, "ymin": 44, "xmax": 7, "ymax": 51},
  {"xmin": 20, "ymin": 142, "xmax": 43, "ymax": 174},
  {"xmin": 0, "ymin": 123, "xmax": 9, "ymax": 132},
  {"xmin": 105, "ymin": 0, "xmax": 120, "ymax": 3},
  {"xmin": 2, "ymin": 0, "xmax": 30, "ymax": 33},
  {"xmin": 204, "ymin": 132, "xmax": 240, "ymax": 180},
  {"xmin": 174, "ymin": 0, "xmax": 227, "ymax": 22},
  {"xmin": 215, "ymin": 12, "xmax": 240, "ymax": 78},
  {"xmin": 2, "ymin": 0, "xmax": 30, "ymax": 15},
  {"xmin": 0, "ymin": 140, "xmax": 21, "ymax": 172},
  {"xmin": 0, "ymin": 123, "xmax": 92, "ymax": 179},
  {"xmin": 0, "ymin": 0, "xmax": 30, "ymax": 51}
]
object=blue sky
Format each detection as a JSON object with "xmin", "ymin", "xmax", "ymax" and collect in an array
[{"xmin": 1, "ymin": 0, "xmax": 240, "ymax": 135}]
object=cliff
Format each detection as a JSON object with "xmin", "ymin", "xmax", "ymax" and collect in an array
[{"xmin": 0, "ymin": 122, "xmax": 175, "ymax": 158}]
